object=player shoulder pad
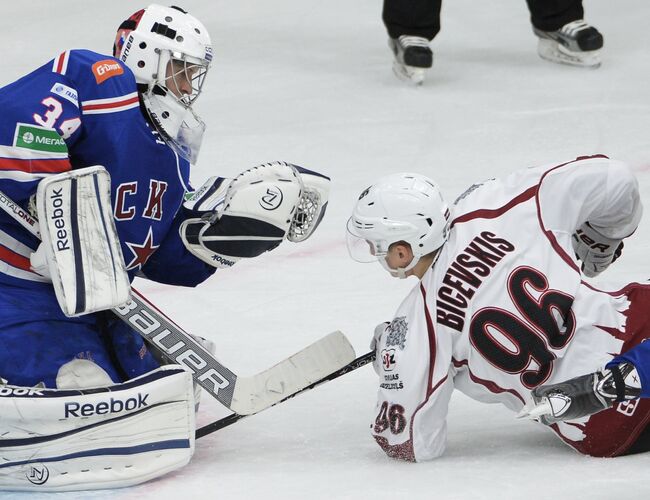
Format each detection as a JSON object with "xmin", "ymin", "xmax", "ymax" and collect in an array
[{"xmin": 53, "ymin": 49, "xmax": 139, "ymax": 111}]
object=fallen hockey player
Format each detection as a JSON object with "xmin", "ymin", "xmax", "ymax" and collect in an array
[{"xmin": 346, "ymin": 155, "xmax": 650, "ymax": 460}]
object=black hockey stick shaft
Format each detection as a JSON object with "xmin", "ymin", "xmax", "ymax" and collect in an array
[{"xmin": 196, "ymin": 350, "xmax": 376, "ymax": 438}]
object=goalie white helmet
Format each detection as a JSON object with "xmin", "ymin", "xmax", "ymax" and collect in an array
[
  {"xmin": 346, "ymin": 172, "xmax": 450, "ymax": 277},
  {"xmin": 113, "ymin": 5, "xmax": 212, "ymax": 163}
]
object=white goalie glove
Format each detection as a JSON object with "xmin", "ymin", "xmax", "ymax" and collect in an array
[
  {"xmin": 571, "ymin": 222, "xmax": 624, "ymax": 278},
  {"xmin": 180, "ymin": 161, "xmax": 330, "ymax": 268}
]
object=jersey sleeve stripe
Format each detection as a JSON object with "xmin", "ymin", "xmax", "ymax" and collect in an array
[
  {"xmin": 0, "ymin": 158, "xmax": 71, "ymax": 174},
  {"xmin": 52, "ymin": 51, "xmax": 70, "ymax": 75},
  {"xmin": 451, "ymin": 185, "xmax": 538, "ymax": 227},
  {"xmin": 0, "ymin": 229, "xmax": 36, "ymax": 257},
  {"xmin": 82, "ymin": 92, "xmax": 139, "ymax": 106},
  {"xmin": 0, "ymin": 231, "xmax": 48, "ymax": 282},
  {"xmin": 0, "ymin": 260, "xmax": 50, "ymax": 282},
  {"xmin": 0, "ymin": 243, "xmax": 32, "ymax": 271},
  {"xmin": 0, "ymin": 145, "xmax": 68, "ymax": 161},
  {"xmin": 81, "ymin": 93, "xmax": 140, "ymax": 114},
  {"xmin": 420, "ymin": 283, "xmax": 438, "ymax": 394}
]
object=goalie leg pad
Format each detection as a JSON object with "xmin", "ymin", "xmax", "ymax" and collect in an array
[
  {"xmin": 0, "ymin": 365, "xmax": 195, "ymax": 492},
  {"xmin": 33, "ymin": 165, "xmax": 130, "ymax": 317}
]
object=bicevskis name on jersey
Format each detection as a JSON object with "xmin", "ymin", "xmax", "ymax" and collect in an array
[{"xmin": 436, "ymin": 231, "xmax": 515, "ymax": 332}]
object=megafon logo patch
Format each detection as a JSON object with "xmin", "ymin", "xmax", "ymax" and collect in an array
[
  {"xmin": 92, "ymin": 59, "xmax": 124, "ymax": 84},
  {"xmin": 13, "ymin": 123, "xmax": 67, "ymax": 153}
]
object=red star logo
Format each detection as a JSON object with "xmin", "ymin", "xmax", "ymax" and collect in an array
[{"xmin": 125, "ymin": 227, "xmax": 159, "ymax": 270}]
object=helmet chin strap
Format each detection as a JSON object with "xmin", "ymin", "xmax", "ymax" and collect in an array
[
  {"xmin": 379, "ymin": 255, "xmax": 420, "ymax": 279},
  {"xmin": 379, "ymin": 247, "xmax": 444, "ymax": 279}
]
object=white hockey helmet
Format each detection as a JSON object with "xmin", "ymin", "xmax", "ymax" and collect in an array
[
  {"xmin": 113, "ymin": 5, "xmax": 212, "ymax": 163},
  {"xmin": 346, "ymin": 173, "xmax": 450, "ymax": 278}
]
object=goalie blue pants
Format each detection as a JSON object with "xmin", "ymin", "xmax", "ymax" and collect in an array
[
  {"xmin": 609, "ymin": 341, "xmax": 650, "ymax": 399},
  {"xmin": 0, "ymin": 280, "xmax": 159, "ymax": 388}
]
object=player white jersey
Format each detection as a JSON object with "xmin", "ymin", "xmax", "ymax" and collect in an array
[{"xmin": 372, "ymin": 155, "xmax": 644, "ymax": 461}]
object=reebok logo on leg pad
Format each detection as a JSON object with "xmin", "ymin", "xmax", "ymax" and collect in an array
[{"xmin": 64, "ymin": 392, "xmax": 149, "ymax": 417}]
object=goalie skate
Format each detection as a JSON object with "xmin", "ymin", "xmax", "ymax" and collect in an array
[
  {"xmin": 389, "ymin": 36, "xmax": 432, "ymax": 85},
  {"xmin": 518, "ymin": 362, "xmax": 641, "ymax": 425},
  {"xmin": 534, "ymin": 20, "xmax": 603, "ymax": 68}
]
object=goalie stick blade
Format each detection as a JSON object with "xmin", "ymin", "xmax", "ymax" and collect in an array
[
  {"xmin": 196, "ymin": 351, "xmax": 375, "ymax": 438},
  {"xmin": 229, "ymin": 331, "xmax": 356, "ymax": 415}
]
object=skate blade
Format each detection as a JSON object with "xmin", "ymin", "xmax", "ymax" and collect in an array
[
  {"xmin": 537, "ymin": 39, "xmax": 601, "ymax": 68},
  {"xmin": 392, "ymin": 60, "xmax": 426, "ymax": 85},
  {"xmin": 517, "ymin": 399, "xmax": 552, "ymax": 420}
]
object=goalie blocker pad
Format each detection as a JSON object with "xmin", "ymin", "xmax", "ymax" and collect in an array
[
  {"xmin": 0, "ymin": 365, "xmax": 195, "ymax": 492},
  {"xmin": 35, "ymin": 166, "xmax": 130, "ymax": 317}
]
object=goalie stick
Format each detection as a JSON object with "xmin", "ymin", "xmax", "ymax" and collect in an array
[
  {"xmin": 0, "ymin": 189, "xmax": 356, "ymax": 415},
  {"xmin": 196, "ymin": 351, "xmax": 375, "ymax": 438}
]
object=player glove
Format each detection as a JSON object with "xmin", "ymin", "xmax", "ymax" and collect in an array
[
  {"xmin": 371, "ymin": 322, "xmax": 390, "ymax": 374},
  {"xmin": 571, "ymin": 222, "xmax": 624, "ymax": 278}
]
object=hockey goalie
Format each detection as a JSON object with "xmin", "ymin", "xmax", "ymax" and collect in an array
[{"xmin": 0, "ymin": 4, "xmax": 330, "ymax": 492}]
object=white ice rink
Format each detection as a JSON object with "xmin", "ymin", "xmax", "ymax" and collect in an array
[{"xmin": 3, "ymin": 0, "xmax": 650, "ymax": 498}]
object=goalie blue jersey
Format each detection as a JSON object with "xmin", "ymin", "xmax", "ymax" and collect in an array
[{"xmin": 0, "ymin": 49, "xmax": 215, "ymax": 289}]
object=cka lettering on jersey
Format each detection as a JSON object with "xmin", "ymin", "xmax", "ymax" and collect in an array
[
  {"xmin": 436, "ymin": 231, "xmax": 515, "ymax": 332},
  {"xmin": 114, "ymin": 180, "xmax": 168, "ymax": 221}
]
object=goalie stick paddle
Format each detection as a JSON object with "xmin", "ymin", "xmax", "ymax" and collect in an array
[
  {"xmin": 0, "ymin": 189, "xmax": 357, "ymax": 415},
  {"xmin": 196, "ymin": 350, "xmax": 376, "ymax": 438}
]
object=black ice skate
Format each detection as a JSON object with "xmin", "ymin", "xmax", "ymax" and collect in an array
[
  {"xmin": 534, "ymin": 19, "xmax": 603, "ymax": 68},
  {"xmin": 518, "ymin": 362, "xmax": 641, "ymax": 425},
  {"xmin": 388, "ymin": 35, "xmax": 433, "ymax": 85}
]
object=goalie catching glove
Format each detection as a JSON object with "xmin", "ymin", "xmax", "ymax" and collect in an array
[{"xmin": 180, "ymin": 161, "xmax": 330, "ymax": 268}]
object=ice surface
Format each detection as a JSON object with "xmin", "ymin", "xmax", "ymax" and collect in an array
[{"xmin": 3, "ymin": 0, "xmax": 650, "ymax": 498}]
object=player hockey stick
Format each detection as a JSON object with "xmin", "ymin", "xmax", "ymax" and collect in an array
[
  {"xmin": 0, "ymin": 189, "xmax": 356, "ymax": 415},
  {"xmin": 196, "ymin": 350, "xmax": 375, "ymax": 438}
]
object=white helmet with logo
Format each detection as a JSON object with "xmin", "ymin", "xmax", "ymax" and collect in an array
[
  {"xmin": 114, "ymin": 4, "xmax": 212, "ymax": 163},
  {"xmin": 346, "ymin": 173, "xmax": 450, "ymax": 277}
]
